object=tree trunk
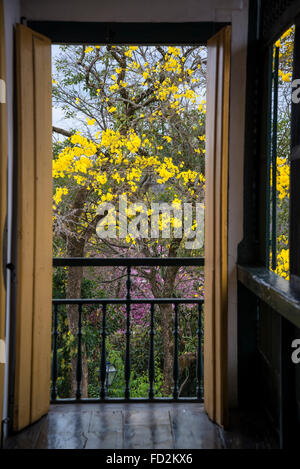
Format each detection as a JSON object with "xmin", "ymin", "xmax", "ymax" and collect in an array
[
  {"xmin": 66, "ymin": 240, "xmax": 89, "ymax": 398},
  {"xmin": 158, "ymin": 303, "xmax": 173, "ymax": 395},
  {"xmin": 148, "ymin": 261, "xmax": 180, "ymax": 396}
]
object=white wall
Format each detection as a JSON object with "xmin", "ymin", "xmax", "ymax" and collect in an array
[
  {"xmin": 227, "ymin": 6, "xmax": 248, "ymax": 406},
  {"xmin": 3, "ymin": 0, "xmax": 20, "ymax": 436},
  {"xmin": 7, "ymin": 0, "xmax": 249, "ymax": 407},
  {"xmin": 4, "ymin": 0, "xmax": 20, "ymax": 206}
]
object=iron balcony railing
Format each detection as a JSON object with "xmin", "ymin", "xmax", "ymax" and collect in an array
[{"xmin": 52, "ymin": 257, "xmax": 204, "ymax": 403}]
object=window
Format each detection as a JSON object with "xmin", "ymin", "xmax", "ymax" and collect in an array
[{"xmin": 267, "ymin": 26, "xmax": 294, "ymax": 280}]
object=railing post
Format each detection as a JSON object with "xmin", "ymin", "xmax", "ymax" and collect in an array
[
  {"xmin": 196, "ymin": 303, "xmax": 203, "ymax": 400},
  {"xmin": 52, "ymin": 258, "xmax": 205, "ymax": 403},
  {"xmin": 148, "ymin": 303, "xmax": 155, "ymax": 400},
  {"xmin": 173, "ymin": 303, "xmax": 180, "ymax": 400},
  {"xmin": 99, "ymin": 303, "xmax": 107, "ymax": 400},
  {"xmin": 76, "ymin": 304, "xmax": 83, "ymax": 401},
  {"xmin": 124, "ymin": 265, "xmax": 131, "ymax": 400},
  {"xmin": 51, "ymin": 304, "xmax": 58, "ymax": 402}
]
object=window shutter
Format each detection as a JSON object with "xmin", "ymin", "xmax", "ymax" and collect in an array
[
  {"xmin": 14, "ymin": 24, "xmax": 52, "ymax": 430},
  {"xmin": 204, "ymin": 26, "xmax": 231, "ymax": 428}
]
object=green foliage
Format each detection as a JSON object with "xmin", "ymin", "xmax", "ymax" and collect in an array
[{"xmin": 51, "ymin": 43, "xmax": 206, "ymax": 398}]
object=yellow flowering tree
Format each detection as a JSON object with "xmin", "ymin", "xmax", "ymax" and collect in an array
[
  {"xmin": 52, "ymin": 44, "xmax": 207, "ymax": 395},
  {"xmin": 271, "ymin": 27, "xmax": 294, "ymax": 280}
]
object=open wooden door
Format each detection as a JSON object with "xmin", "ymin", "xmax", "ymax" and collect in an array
[
  {"xmin": 14, "ymin": 24, "xmax": 52, "ymax": 431},
  {"xmin": 0, "ymin": 0, "xmax": 8, "ymax": 433},
  {"xmin": 204, "ymin": 26, "xmax": 231, "ymax": 428}
]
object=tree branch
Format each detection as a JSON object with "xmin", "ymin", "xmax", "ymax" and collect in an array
[{"xmin": 53, "ymin": 126, "xmax": 72, "ymax": 138}]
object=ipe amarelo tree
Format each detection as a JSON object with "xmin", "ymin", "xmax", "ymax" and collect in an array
[{"xmin": 52, "ymin": 44, "xmax": 207, "ymax": 396}]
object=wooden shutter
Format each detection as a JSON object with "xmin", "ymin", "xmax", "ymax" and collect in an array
[
  {"xmin": 14, "ymin": 24, "xmax": 52, "ymax": 431},
  {"xmin": 0, "ymin": 0, "xmax": 8, "ymax": 432},
  {"xmin": 204, "ymin": 26, "xmax": 231, "ymax": 428}
]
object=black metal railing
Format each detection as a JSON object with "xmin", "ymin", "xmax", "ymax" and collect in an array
[{"xmin": 51, "ymin": 257, "xmax": 204, "ymax": 403}]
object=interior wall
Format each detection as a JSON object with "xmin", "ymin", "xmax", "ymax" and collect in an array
[
  {"xmin": 21, "ymin": 0, "xmax": 244, "ymax": 23},
  {"xmin": 2, "ymin": 0, "xmax": 20, "ymax": 434},
  {"xmin": 227, "ymin": 5, "xmax": 248, "ymax": 406},
  {"xmin": 12, "ymin": 0, "xmax": 249, "ymax": 408},
  {"xmin": 4, "ymin": 2, "xmax": 19, "ymax": 253}
]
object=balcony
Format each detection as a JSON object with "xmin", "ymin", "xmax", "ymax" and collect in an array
[
  {"xmin": 5, "ymin": 403, "xmax": 278, "ymax": 449},
  {"xmin": 51, "ymin": 257, "xmax": 205, "ymax": 403},
  {"xmin": 3, "ymin": 257, "xmax": 280, "ymax": 449}
]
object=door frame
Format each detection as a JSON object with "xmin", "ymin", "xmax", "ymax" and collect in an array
[{"xmin": 8, "ymin": 20, "xmax": 231, "ymax": 430}]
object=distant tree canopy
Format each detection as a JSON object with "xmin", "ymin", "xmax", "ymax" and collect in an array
[
  {"xmin": 52, "ymin": 45, "xmax": 207, "ymax": 259},
  {"xmin": 271, "ymin": 26, "xmax": 294, "ymax": 279},
  {"xmin": 52, "ymin": 44, "xmax": 207, "ymax": 398}
]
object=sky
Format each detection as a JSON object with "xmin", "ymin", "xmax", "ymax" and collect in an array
[
  {"xmin": 51, "ymin": 43, "xmax": 207, "ymax": 136},
  {"xmin": 52, "ymin": 45, "xmax": 75, "ymax": 131}
]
